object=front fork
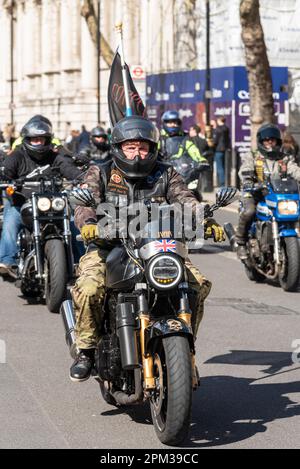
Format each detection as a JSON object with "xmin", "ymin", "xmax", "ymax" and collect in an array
[
  {"xmin": 137, "ymin": 283, "xmax": 198, "ymax": 394},
  {"xmin": 137, "ymin": 289, "xmax": 156, "ymax": 391},
  {"xmin": 62, "ymin": 198, "xmax": 74, "ymax": 278},
  {"xmin": 272, "ymin": 217, "xmax": 280, "ymax": 265},
  {"xmin": 32, "ymin": 195, "xmax": 43, "ymax": 280},
  {"xmin": 32, "ymin": 194, "xmax": 73, "ymax": 280}
]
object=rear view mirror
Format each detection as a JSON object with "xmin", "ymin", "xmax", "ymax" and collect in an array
[
  {"xmin": 69, "ymin": 188, "xmax": 96, "ymax": 209},
  {"xmin": 216, "ymin": 187, "xmax": 239, "ymax": 207}
]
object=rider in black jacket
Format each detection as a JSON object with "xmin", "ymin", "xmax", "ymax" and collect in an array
[
  {"xmin": 0, "ymin": 117, "xmax": 82, "ymax": 278},
  {"xmin": 76, "ymin": 126, "xmax": 111, "ymax": 166}
]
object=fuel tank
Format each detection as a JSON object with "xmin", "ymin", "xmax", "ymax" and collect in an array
[{"xmin": 105, "ymin": 245, "xmax": 140, "ymax": 290}]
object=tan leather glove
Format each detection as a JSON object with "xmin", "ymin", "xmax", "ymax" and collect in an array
[
  {"xmin": 80, "ymin": 224, "xmax": 99, "ymax": 243},
  {"xmin": 204, "ymin": 218, "xmax": 226, "ymax": 243}
]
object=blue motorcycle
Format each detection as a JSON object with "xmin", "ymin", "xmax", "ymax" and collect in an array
[{"xmin": 242, "ymin": 176, "xmax": 300, "ymax": 291}]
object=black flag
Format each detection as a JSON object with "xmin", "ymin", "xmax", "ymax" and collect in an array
[{"xmin": 108, "ymin": 51, "xmax": 147, "ymax": 127}]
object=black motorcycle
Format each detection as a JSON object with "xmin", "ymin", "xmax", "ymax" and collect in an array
[
  {"xmin": 1, "ymin": 173, "xmax": 77, "ymax": 312},
  {"xmin": 170, "ymin": 154, "xmax": 210, "ymax": 202},
  {"xmin": 61, "ymin": 186, "xmax": 237, "ymax": 446}
]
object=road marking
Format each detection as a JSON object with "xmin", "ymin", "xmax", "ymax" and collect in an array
[
  {"xmin": 198, "ymin": 245, "xmax": 239, "ymax": 261},
  {"xmin": 207, "ymin": 297, "xmax": 299, "ymax": 316},
  {"xmin": 0, "ymin": 339, "xmax": 6, "ymax": 363}
]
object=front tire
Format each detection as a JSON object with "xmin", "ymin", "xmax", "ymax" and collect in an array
[
  {"xmin": 44, "ymin": 239, "xmax": 68, "ymax": 313},
  {"xmin": 279, "ymin": 237, "xmax": 300, "ymax": 292},
  {"xmin": 150, "ymin": 335, "xmax": 192, "ymax": 446}
]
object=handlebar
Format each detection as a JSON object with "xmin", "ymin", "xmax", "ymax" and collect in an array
[{"xmin": 0, "ymin": 179, "xmax": 80, "ymax": 191}]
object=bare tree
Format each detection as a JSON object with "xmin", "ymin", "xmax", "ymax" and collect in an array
[
  {"xmin": 174, "ymin": 0, "xmax": 201, "ymax": 70},
  {"xmin": 240, "ymin": 0, "xmax": 275, "ymax": 148},
  {"xmin": 81, "ymin": 0, "xmax": 114, "ymax": 67}
]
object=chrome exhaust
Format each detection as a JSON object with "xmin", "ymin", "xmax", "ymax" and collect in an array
[
  {"xmin": 272, "ymin": 218, "xmax": 280, "ymax": 265},
  {"xmin": 60, "ymin": 300, "xmax": 78, "ymax": 359},
  {"xmin": 224, "ymin": 222, "xmax": 238, "ymax": 251}
]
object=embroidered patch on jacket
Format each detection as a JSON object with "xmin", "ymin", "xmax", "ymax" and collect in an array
[{"xmin": 107, "ymin": 169, "xmax": 128, "ymax": 194}]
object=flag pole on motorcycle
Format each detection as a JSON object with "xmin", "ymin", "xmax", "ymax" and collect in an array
[
  {"xmin": 115, "ymin": 22, "xmax": 132, "ymax": 117},
  {"xmin": 108, "ymin": 22, "xmax": 147, "ymax": 126}
]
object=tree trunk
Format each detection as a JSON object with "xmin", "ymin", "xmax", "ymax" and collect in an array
[
  {"xmin": 81, "ymin": 0, "xmax": 114, "ymax": 67},
  {"xmin": 240, "ymin": 0, "xmax": 275, "ymax": 148}
]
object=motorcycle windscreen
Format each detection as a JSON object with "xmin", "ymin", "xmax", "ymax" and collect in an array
[
  {"xmin": 136, "ymin": 205, "xmax": 183, "ymax": 247},
  {"xmin": 271, "ymin": 177, "xmax": 299, "ymax": 194},
  {"xmin": 170, "ymin": 153, "xmax": 197, "ymax": 180},
  {"xmin": 105, "ymin": 245, "xmax": 138, "ymax": 290}
]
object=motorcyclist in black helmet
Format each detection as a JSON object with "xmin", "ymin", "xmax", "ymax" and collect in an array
[
  {"xmin": 12, "ymin": 115, "xmax": 62, "ymax": 152},
  {"xmin": 22, "ymin": 120, "xmax": 54, "ymax": 161},
  {"xmin": 236, "ymin": 123, "xmax": 300, "ymax": 260},
  {"xmin": 110, "ymin": 116, "xmax": 159, "ymax": 178},
  {"xmin": 76, "ymin": 126, "xmax": 111, "ymax": 167},
  {"xmin": 0, "ymin": 117, "xmax": 82, "ymax": 278},
  {"xmin": 159, "ymin": 110, "xmax": 187, "ymax": 160},
  {"xmin": 69, "ymin": 115, "xmax": 225, "ymax": 382}
]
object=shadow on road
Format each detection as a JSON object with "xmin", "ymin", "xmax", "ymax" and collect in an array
[
  {"xmin": 186, "ymin": 374, "xmax": 300, "ymax": 448},
  {"xmin": 17, "ymin": 294, "xmax": 46, "ymax": 307},
  {"xmin": 99, "ymin": 350, "xmax": 300, "ymax": 448},
  {"xmin": 191, "ymin": 244, "xmax": 233, "ymax": 255},
  {"xmin": 184, "ymin": 350, "xmax": 300, "ymax": 447},
  {"xmin": 205, "ymin": 350, "xmax": 294, "ymax": 375},
  {"xmin": 101, "ymin": 402, "xmax": 152, "ymax": 426}
]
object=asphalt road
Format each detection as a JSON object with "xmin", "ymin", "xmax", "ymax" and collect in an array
[{"xmin": 0, "ymin": 206, "xmax": 300, "ymax": 449}]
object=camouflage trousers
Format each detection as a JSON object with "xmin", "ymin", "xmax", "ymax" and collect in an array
[{"xmin": 72, "ymin": 250, "xmax": 212, "ymax": 350}]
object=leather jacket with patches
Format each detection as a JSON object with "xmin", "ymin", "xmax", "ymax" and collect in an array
[
  {"xmin": 239, "ymin": 150, "xmax": 300, "ymax": 186},
  {"xmin": 74, "ymin": 160, "xmax": 200, "ymax": 230}
]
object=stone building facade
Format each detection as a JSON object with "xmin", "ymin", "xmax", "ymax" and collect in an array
[
  {"xmin": 1, "ymin": 0, "xmax": 300, "ymax": 138},
  {"xmin": 0, "ymin": 0, "xmax": 180, "ymax": 138}
]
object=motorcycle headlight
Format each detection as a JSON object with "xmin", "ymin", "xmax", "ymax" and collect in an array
[
  {"xmin": 278, "ymin": 200, "xmax": 298, "ymax": 215},
  {"xmin": 37, "ymin": 197, "xmax": 51, "ymax": 212},
  {"xmin": 52, "ymin": 197, "xmax": 66, "ymax": 212},
  {"xmin": 147, "ymin": 254, "xmax": 183, "ymax": 290}
]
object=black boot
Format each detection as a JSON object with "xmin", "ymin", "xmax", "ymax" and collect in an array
[{"xmin": 70, "ymin": 349, "xmax": 95, "ymax": 382}]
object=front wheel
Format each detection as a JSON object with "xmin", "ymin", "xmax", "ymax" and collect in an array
[
  {"xmin": 150, "ymin": 335, "xmax": 192, "ymax": 446},
  {"xmin": 279, "ymin": 237, "xmax": 300, "ymax": 292},
  {"xmin": 44, "ymin": 239, "xmax": 68, "ymax": 313}
]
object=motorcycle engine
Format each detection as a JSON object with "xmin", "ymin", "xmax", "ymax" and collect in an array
[
  {"xmin": 96, "ymin": 334, "xmax": 122, "ymax": 382},
  {"xmin": 249, "ymin": 238, "xmax": 261, "ymax": 259},
  {"xmin": 260, "ymin": 223, "xmax": 274, "ymax": 252},
  {"xmin": 17, "ymin": 228, "xmax": 32, "ymax": 252}
]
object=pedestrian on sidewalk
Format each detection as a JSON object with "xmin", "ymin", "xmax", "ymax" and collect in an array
[{"xmin": 213, "ymin": 116, "xmax": 231, "ymax": 187}]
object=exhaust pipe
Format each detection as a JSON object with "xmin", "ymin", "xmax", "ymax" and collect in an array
[
  {"xmin": 116, "ymin": 302, "xmax": 140, "ymax": 370},
  {"xmin": 224, "ymin": 222, "xmax": 238, "ymax": 252},
  {"xmin": 111, "ymin": 368, "xmax": 142, "ymax": 405},
  {"xmin": 60, "ymin": 300, "xmax": 78, "ymax": 359}
]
